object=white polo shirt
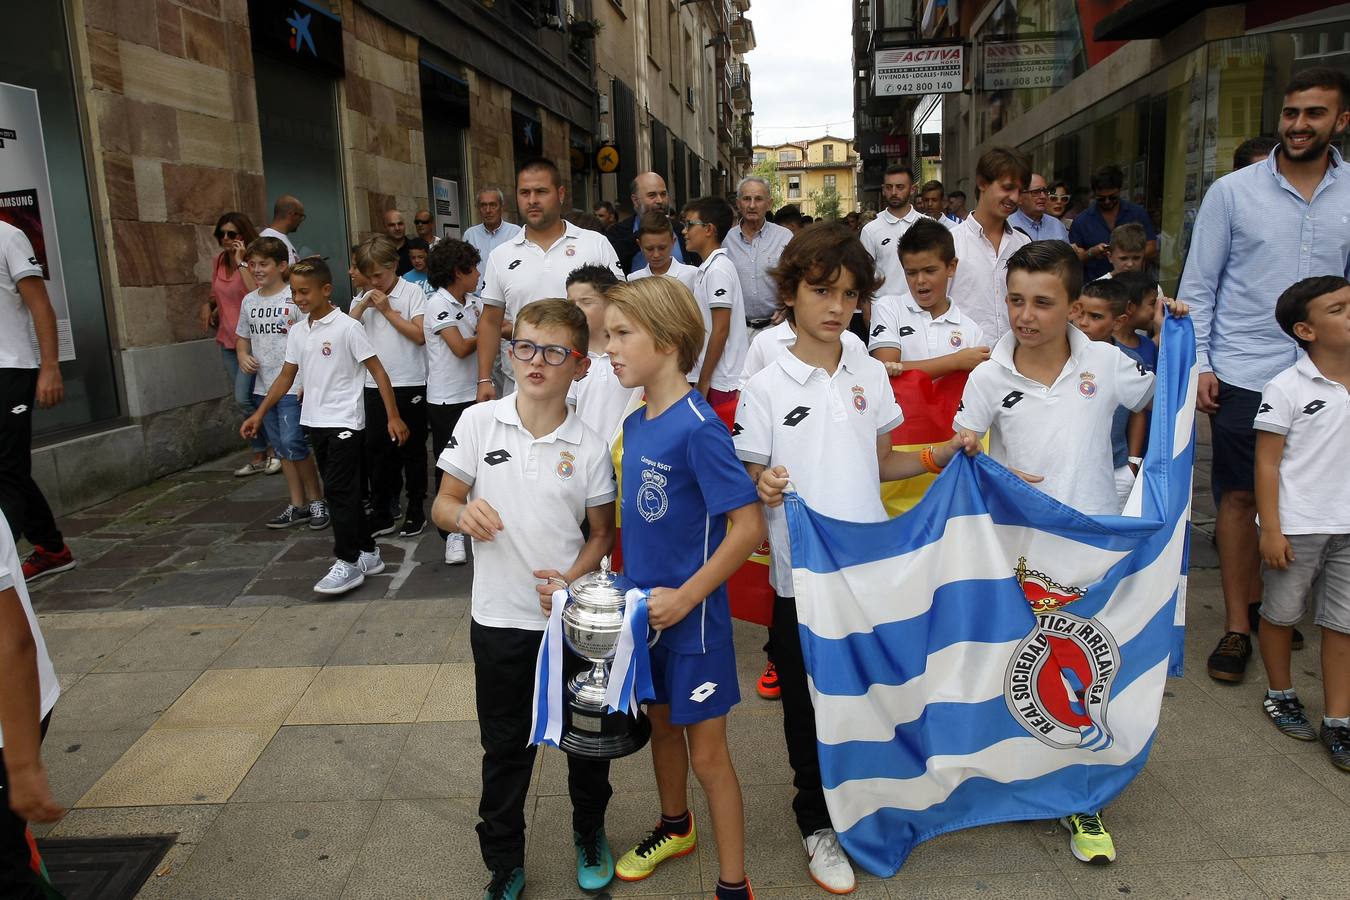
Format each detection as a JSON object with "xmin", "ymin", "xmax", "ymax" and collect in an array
[
  {"xmin": 357, "ymin": 276, "xmax": 426, "ymax": 388},
  {"xmin": 284, "ymin": 307, "xmax": 377, "ymax": 429},
  {"xmin": 425, "ymin": 288, "xmax": 479, "ymax": 405},
  {"xmin": 235, "ymin": 285, "xmax": 298, "ymax": 395},
  {"xmin": 479, "ymin": 221, "xmax": 624, "ymax": 322},
  {"xmin": 567, "ymin": 352, "xmax": 642, "ymax": 445},
  {"xmin": 948, "ymin": 215, "xmax": 1031, "ymax": 344},
  {"xmin": 1253, "ymin": 356, "xmax": 1350, "ymax": 534},
  {"xmin": 735, "ymin": 346, "xmax": 903, "ymax": 595},
  {"xmin": 691, "ymin": 247, "xmax": 749, "ymax": 391},
  {"xmin": 259, "ymin": 227, "xmax": 299, "ymax": 264},
  {"xmin": 954, "ymin": 326, "xmax": 1155, "ymax": 516},
  {"xmin": 860, "ymin": 206, "xmax": 926, "ymax": 296},
  {"xmin": 631, "ymin": 260, "xmax": 698, "ymax": 290},
  {"xmin": 869, "ymin": 294, "xmax": 985, "ymax": 361},
  {"xmin": 0, "ymin": 516, "xmax": 59, "ymax": 748},
  {"xmin": 0, "ymin": 221, "xmax": 42, "ymax": 369},
  {"xmin": 742, "ymin": 319, "xmax": 864, "ymax": 381},
  {"xmin": 438, "ymin": 398, "xmax": 618, "ymax": 630}
]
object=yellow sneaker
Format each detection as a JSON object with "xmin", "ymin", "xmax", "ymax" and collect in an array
[
  {"xmin": 1060, "ymin": 812, "xmax": 1116, "ymax": 865},
  {"xmin": 615, "ymin": 816, "xmax": 698, "ymax": 881}
]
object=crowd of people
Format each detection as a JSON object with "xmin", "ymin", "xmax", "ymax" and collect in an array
[{"xmin": 2, "ymin": 64, "xmax": 1350, "ymax": 900}]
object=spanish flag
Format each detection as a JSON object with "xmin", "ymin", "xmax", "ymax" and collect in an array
[{"xmin": 608, "ymin": 372, "xmax": 967, "ymax": 626}]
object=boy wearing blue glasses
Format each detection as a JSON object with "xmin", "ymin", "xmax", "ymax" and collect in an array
[{"xmin": 431, "ymin": 299, "xmax": 620, "ymax": 900}]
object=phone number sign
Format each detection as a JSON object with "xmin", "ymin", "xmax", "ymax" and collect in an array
[
  {"xmin": 982, "ymin": 40, "xmax": 1066, "ymax": 91},
  {"xmin": 873, "ymin": 45, "xmax": 964, "ymax": 96}
]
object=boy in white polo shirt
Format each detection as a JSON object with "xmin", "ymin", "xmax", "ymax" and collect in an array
[
  {"xmin": 565, "ymin": 264, "xmax": 641, "ymax": 445},
  {"xmin": 630, "ymin": 211, "xmax": 697, "ymax": 289},
  {"xmin": 235, "ymin": 236, "xmax": 327, "ymax": 531},
  {"xmin": 738, "ymin": 223, "xmax": 979, "ymax": 893},
  {"xmin": 681, "ymin": 196, "xmax": 748, "ymax": 405},
  {"xmin": 868, "ymin": 219, "xmax": 991, "ymax": 378},
  {"xmin": 476, "ymin": 158, "xmax": 625, "ymax": 402},
  {"xmin": 1253, "ymin": 275, "xmax": 1350, "ymax": 771},
  {"xmin": 0, "ymin": 515, "xmax": 64, "ymax": 899},
  {"xmin": 351, "ymin": 234, "xmax": 429, "ymax": 539},
  {"xmin": 953, "ymin": 239, "xmax": 1184, "ymax": 864},
  {"xmin": 244, "ymin": 258, "xmax": 408, "ymax": 596},
  {"xmin": 424, "ymin": 238, "xmax": 482, "ymax": 566},
  {"xmin": 431, "ymin": 299, "xmax": 617, "ymax": 900}
]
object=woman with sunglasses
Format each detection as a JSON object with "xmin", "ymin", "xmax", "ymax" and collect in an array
[
  {"xmin": 202, "ymin": 212, "xmax": 278, "ymax": 476},
  {"xmin": 1047, "ymin": 181, "xmax": 1072, "ymax": 225}
]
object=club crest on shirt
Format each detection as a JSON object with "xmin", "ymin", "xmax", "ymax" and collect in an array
[
  {"xmin": 949, "ymin": 330, "xmax": 963, "ymax": 349},
  {"xmin": 321, "ymin": 341, "xmax": 332, "ymax": 357},
  {"xmin": 851, "ymin": 385, "xmax": 867, "ymax": 413},
  {"xmin": 1078, "ymin": 371, "xmax": 1097, "ymax": 398},
  {"xmin": 565, "ymin": 245, "xmax": 576, "ymax": 257},
  {"xmin": 556, "ymin": 450, "xmax": 576, "ymax": 480},
  {"xmin": 1003, "ymin": 558, "xmax": 1118, "ymax": 752},
  {"xmin": 637, "ymin": 467, "xmax": 669, "ymax": 523}
]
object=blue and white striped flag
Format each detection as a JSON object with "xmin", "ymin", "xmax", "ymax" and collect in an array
[{"xmin": 785, "ymin": 317, "xmax": 1197, "ymax": 876}]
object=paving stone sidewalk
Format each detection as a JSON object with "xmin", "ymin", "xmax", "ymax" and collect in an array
[{"xmin": 22, "ymin": 441, "xmax": 1350, "ymax": 899}]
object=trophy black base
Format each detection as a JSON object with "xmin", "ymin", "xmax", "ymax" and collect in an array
[{"xmin": 559, "ymin": 699, "xmax": 652, "ymax": 760}]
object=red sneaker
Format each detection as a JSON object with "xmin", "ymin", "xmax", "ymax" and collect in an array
[
  {"xmin": 756, "ymin": 660, "xmax": 780, "ymax": 700},
  {"xmin": 22, "ymin": 544, "xmax": 76, "ymax": 582}
]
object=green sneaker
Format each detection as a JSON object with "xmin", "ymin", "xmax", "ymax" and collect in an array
[
  {"xmin": 616, "ymin": 816, "xmax": 697, "ymax": 881},
  {"xmin": 484, "ymin": 866, "xmax": 525, "ymax": 900},
  {"xmin": 574, "ymin": 828, "xmax": 614, "ymax": 890},
  {"xmin": 1060, "ymin": 812, "xmax": 1116, "ymax": 865}
]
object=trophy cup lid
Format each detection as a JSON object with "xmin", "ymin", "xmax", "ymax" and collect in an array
[{"xmin": 567, "ymin": 556, "xmax": 635, "ymax": 612}]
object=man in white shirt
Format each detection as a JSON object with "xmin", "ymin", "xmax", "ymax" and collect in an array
[
  {"xmin": 0, "ymin": 221, "xmax": 74, "ymax": 582},
  {"xmin": 463, "ymin": 188, "xmax": 522, "ymax": 293},
  {"xmin": 860, "ymin": 164, "xmax": 926, "ymax": 294},
  {"xmin": 474, "ymin": 159, "xmax": 623, "ymax": 402},
  {"xmin": 948, "ymin": 148, "xmax": 1033, "ymax": 342},
  {"xmin": 1008, "ymin": 173, "xmax": 1070, "ymax": 244},
  {"xmin": 259, "ymin": 194, "xmax": 304, "ymax": 264},
  {"xmin": 725, "ymin": 176, "xmax": 793, "ymax": 338}
]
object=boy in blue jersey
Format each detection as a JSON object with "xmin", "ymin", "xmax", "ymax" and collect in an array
[{"xmin": 602, "ymin": 276, "xmax": 766, "ymax": 900}]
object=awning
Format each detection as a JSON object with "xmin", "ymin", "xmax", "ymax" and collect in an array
[{"xmin": 1092, "ymin": 0, "xmax": 1232, "ymax": 41}]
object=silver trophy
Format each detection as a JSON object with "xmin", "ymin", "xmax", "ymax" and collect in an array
[{"xmin": 559, "ymin": 556, "xmax": 652, "ymax": 759}]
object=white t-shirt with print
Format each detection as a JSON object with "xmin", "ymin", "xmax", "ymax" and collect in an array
[
  {"xmin": 358, "ymin": 277, "xmax": 427, "ymax": 388},
  {"xmin": 235, "ymin": 285, "xmax": 298, "ymax": 395}
]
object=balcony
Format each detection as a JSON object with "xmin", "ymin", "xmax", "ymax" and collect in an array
[
  {"xmin": 732, "ymin": 0, "xmax": 750, "ymax": 11},
  {"xmin": 730, "ymin": 14, "xmax": 756, "ymax": 53},
  {"xmin": 730, "ymin": 63, "xmax": 751, "ymax": 111}
]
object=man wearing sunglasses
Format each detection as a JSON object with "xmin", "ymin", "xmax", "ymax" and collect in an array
[
  {"xmin": 413, "ymin": 208, "xmax": 440, "ymax": 250},
  {"xmin": 1008, "ymin": 173, "xmax": 1069, "ymax": 244},
  {"xmin": 1068, "ymin": 165, "xmax": 1156, "ymax": 281}
]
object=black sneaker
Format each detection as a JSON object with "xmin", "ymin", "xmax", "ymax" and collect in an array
[
  {"xmin": 267, "ymin": 504, "xmax": 312, "ymax": 529},
  {"xmin": 369, "ymin": 517, "xmax": 397, "ymax": 538},
  {"xmin": 1206, "ymin": 631, "xmax": 1251, "ymax": 683},
  {"xmin": 1248, "ymin": 603, "xmax": 1304, "ymax": 650},
  {"xmin": 1262, "ymin": 694, "xmax": 1317, "ymax": 741},
  {"xmin": 1320, "ymin": 722, "xmax": 1350, "ymax": 771},
  {"xmin": 398, "ymin": 515, "xmax": 426, "ymax": 538}
]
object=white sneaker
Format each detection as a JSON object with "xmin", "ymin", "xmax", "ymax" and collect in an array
[
  {"xmin": 314, "ymin": 559, "xmax": 364, "ymax": 596},
  {"xmin": 445, "ymin": 533, "xmax": 467, "ymax": 565},
  {"xmin": 234, "ymin": 458, "xmax": 267, "ymax": 477},
  {"xmin": 358, "ymin": 548, "xmax": 385, "ymax": 575},
  {"xmin": 264, "ymin": 456, "xmax": 282, "ymax": 475},
  {"xmin": 804, "ymin": 828, "xmax": 855, "ymax": 894}
]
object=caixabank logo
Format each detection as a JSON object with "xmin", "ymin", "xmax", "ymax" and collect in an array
[{"xmin": 1004, "ymin": 557, "xmax": 1120, "ymax": 752}]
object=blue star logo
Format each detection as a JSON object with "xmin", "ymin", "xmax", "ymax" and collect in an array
[{"xmin": 287, "ymin": 10, "xmax": 316, "ymax": 56}]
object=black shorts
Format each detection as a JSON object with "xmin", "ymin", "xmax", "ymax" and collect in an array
[{"xmin": 1210, "ymin": 380, "xmax": 1261, "ymax": 494}]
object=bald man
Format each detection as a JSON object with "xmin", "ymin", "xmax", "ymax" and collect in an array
[
  {"xmin": 383, "ymin": 209, "xmax": 413, "ymax": 275},
  {"xmin": 604, "ymin": 172, "xmax": 688, "ymax": 273},
  {"xmin": 260, "ymin": 195, "xmax": 304, "ymax": 264},
  {"xmin": 413, "ymin": 208, "xmax": 439, "ymax": 249}
]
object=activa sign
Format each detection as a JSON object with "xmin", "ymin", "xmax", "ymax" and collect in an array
[
  {"xmin": 873, "ymin": 44, "xmax": 964, "ymax": 96},
  {"xmin": 982, "ymin": 39, "xmax": 1068, "ymax": 92}
]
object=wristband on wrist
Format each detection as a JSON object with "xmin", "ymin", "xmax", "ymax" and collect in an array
[
  {"xmin": 921, "ymin": 446, "xmax": 944, "ymax": 475},
  {"xmin": 1128, "ymin": 456, "xmax": 1143, "ymax": 467},
  {"xmin": 476, "ymin": 378, "xmax": 493, "ymax": 384}
]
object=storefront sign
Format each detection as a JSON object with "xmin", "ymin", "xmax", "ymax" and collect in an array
[
  {"xmin": 432, "ymin": 178, "xmax": 461, "ymax": 240},
  {"xmin": 981, "ymin": 39, "xmax": 1066, "ymax": 91},
  {"xmin": 0, "ymin": 83, "xmax": 75, "ymax": 361},
  {"xmin": 248, "ymin": 0, "xmax": 345, "ymax": 76},
  {"xmin": 873, "ymin": 45, "xmax": 964, "ymax": 97},
  {"xmin": 857, "ymin": 131, "xmax": 910, "ymax": 160}
]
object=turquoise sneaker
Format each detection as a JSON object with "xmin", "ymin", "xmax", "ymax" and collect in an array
[
  {"xmin": 484, "ymin": 866, "xmax": 525, "ymax": 900},
  {"xmin": 574, "ymin": 828, "xmax": 615, "ymax": 890}
]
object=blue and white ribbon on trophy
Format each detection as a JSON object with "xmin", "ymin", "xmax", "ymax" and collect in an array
[
  {"xmin": 529, "ymin": 588, "xmax": 568, "ymax": 748},
  {"xmin": 604, "ymin": 588, "xmax": 655, "ymax": 716}
]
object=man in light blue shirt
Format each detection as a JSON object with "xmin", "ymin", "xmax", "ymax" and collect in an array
[
  {"xmin": 1178, "ymin": 65, "xmax": 1350, "ymax": 685},
  {"xmin": 1008, "ymin": 173, "xmax": 1069, "ymax": 243},
  {"xmin": 725, "ymin": 175, "xmax": 793, "ymax": 330},
  {"xmin": 462, "ymin": 187, "xmax": 521, "ymax": 292}
]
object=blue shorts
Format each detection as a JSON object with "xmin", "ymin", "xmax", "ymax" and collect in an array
[
  {"xmin": 257, "ymin": 393, "xmax": 309, "ymax": 461},
  {"xmin": 648, "ymin": 642, "xmax": 740, "ymax": 725}
]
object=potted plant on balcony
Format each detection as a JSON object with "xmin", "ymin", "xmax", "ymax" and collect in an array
[{"xmin": 569, "ymin": 17, "xmax": 603, "ymax": 39}]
